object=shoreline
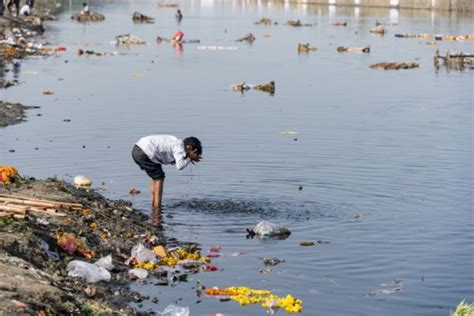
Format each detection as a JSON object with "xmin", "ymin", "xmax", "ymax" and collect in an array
[{"xmin": 0, "ymin": 178, "xmax": 169, "ymax": 314}]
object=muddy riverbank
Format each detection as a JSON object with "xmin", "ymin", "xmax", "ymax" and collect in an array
[
  {"xmin": 0, "ymin": 101, "xmax": 39, "ymax": 127},
  {"xmin": 0, "ymin": 178, "xmax": 174, "ymax": 315}
]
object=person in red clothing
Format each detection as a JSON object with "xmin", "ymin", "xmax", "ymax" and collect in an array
[{"xmin": 171, "ymin": 31, "xmax": 184, "ymax": 43}]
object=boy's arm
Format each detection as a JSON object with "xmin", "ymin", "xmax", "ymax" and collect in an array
[{"xmin": 173, "ymin": 152, "xmax": 191, "ymax": 170}]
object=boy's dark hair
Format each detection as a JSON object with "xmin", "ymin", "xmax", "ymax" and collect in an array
[{"xmin": 184, "ymin": 137, "xmax": 202, "ymax": 155}]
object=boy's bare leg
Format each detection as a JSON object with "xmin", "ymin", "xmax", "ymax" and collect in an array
[
  {"xmin": 151, "ymin": 206, "xmax": 162, "ymax": 226},
  {"xmin": 150, "ymin": 180, "xmax": 156, "ymax": 207},
  {"xmin": 151, "ymin": 179, "xmax": 164, "ymax": 209}
]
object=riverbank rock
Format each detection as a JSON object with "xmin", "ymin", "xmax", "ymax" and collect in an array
[{"xmin": 71, "ymin": 12, "xmax": 105, "ymax": 22}]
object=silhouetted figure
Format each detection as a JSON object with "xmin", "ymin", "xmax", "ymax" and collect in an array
[{"xmin": 175, "ymin": 9, "xmax": 182, "ymax": 21}]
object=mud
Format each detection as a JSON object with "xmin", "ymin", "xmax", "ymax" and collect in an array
[{"xmin": 0, "ymin": 101, "xmax": 39, "ymax": 128}]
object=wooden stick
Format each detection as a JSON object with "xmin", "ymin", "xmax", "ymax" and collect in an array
[
  {"xmin": 0, "ymin": 194, "xmax": 82, "ymax": 209},
  {"xmin": 28, "ymin": 207, "xmax": 67, "ymax": 217},
  {"xmin": 0, "ymin": 212, "xmax": 25, "ymax": 219},
  {"xmin": 0, "ymin": 205, "xmax": 27, "ymax": 214},
  {"xmin": 0, "ymin": 197, "xmax": 62, "ymax": 209}
]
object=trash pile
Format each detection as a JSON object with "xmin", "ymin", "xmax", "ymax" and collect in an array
[
  {"xmin": 395, "ymin": 33, "xmax": 474, "ymax": 41},
  {"xmin": 298, "ymin": 43, "xmax": 317, "ymax": 53},
  {"xmin": 370, "ymin": 61, "xmax": 419, "ymax": 70},
  {"xmin": 235, "ymin": 33, "xmax": 256, "ymax": 43},
  {"xmin": 287, "ymin": 19, "xmax": 313, "ymax": 27},
  {"xmin": 232, "ymin": 81, "xmax": 275, "ymax": 95},
  {"xmin": 205, "ymin": 286, "xmax": 303, "ymax": 313},
  {"xmin": 0, "ymin": 26, "xmax": 56, "ymax": 59},
  {"xmin": 116, "ymin": 33, "xmax": 146, "ymax": 45},
  {"xmin": 255, "ymin": 17, "xmax": 275, "ymax": 25},
  {"xmin": 434, "ymin": 50, "xmax": 474, "ymax": 69},
  {"xmin": 132, "ymin": 11, "xmax": 155, "ymax": 23},
  {"xmin": 71, "ymin": 12, "xmax": 105, "ymax": 22}
]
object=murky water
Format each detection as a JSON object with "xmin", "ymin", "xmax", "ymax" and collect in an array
[{"xmin": 1, "ymin": 0, "xmax": 473, "ymax": 315}]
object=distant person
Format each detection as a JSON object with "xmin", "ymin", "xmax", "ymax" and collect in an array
[
  {"xmin": 19, "ymin": 4, "xmax": 30, "ymax": 16},
  {"xmin": 7, "ymin": 0, "xmax": 20, "ymax": 16},
  {"xmin": 132, "ymin": 135, "xmax": 202, "ymax": 209},
  {"xmin": 175, "ymin": 9, "xmax": 182, "ymax": 21},
  {"xmin": 26, "ymin": 0, "xmax": 34, "ymax": 9},
  {"xmin": 81, "ymin": 3, "xmax": 89, "ymax": 15}
]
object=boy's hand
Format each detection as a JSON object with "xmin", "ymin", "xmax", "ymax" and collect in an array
[{"xmin": 189, "ymin": 149, "xmax": 201, "ymax": 163}]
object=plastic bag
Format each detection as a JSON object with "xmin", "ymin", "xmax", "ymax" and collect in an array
[
  {"xmin": 95, "ymin": 254, "xmax": 113, "ymax": 270},
  {"xmin": 67, "ymin": 260, "xmax": 111, "ymax": 283},
  {"xmin": 159, "ymin": 305, "xmax": 189, "ymax": 316},
  {"xmin": 129, "ymin": 268, "xmax": 148, "ymax": 279},
  {"xmin": 131, "ymin": 243, "xmax": 157, "ymax": 263},
  {"xmin": 253, "ymin": 221, "xmax": 291, "ymax": 237}
]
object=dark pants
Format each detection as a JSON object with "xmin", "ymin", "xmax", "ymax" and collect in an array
[{"xmin": 132, "ymin": 145, "xmax": 165, "ymax": 180}]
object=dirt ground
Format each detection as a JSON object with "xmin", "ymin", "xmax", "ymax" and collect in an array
[{"xmin": 0, "ymin": 179, "xmax": 173, "ymax": 315}]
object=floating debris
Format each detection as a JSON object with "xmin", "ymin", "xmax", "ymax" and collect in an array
[
  {"xmin": 116, "ymin": 33, "xmax": 146, "ymax": 45},
  {"xmin": 255, "ymin": 17, "xmax": 274, "ymax": 25},
  {"xmin": 235, "ymin": 33, "xmax": 256, "ymax": 43},
  {"xmin": 157, "ymin": 3, "xmax": 179, "ymax": 7},
  {"xmin": 132, "ymin": 11, "xmax": 155, "ymax": 23},
  {"xmin": 298, "ymin": 43, "xmax": 317, "ymax": 53},
  {"xmin": 71, "ymin": 12, "xmax": 105, "ymax": 22},
  {"xmin": 287, "ymin": 19, "xmax": 312, "ymax": 27},
  {"xmin": 368, "ymin": 279, "xmax": 404, "ymax": 296},
  {"xmin": 337, "ymin": 46, "xmax": 370, "ymax": 53},
  {"xmin": 262, "ymin": 257, "xmax": 285, "ymax": 266},
  {"xmin": 197, "ymin": 46, "xmax": 237, "ymax": 50},
  {"xmin": 370, "ymin": 61, "xmax": 419, "ymax": 70},
  {"xmin": 299, "ymin": 241, "xmax": 315, "ymax": 247},
  {"xmin": 370, "ymin": 24, "xmax": 385, "ymax": 34},
  {"xmin": 434, "ymin": 50, "xmax": 474, "ymax": 70},
  {"xmin": 74, "ymin": 175, "xmax": 92, "ymax": 188},
  {"xmin": 332, "ymin": 21, "xmax": 347, "ymax": 26},
  {"xmin": 248, "ymin": 220, "xmax": 290, "ymax": 237},
  {"xmin": 253, "ymin": 81, "xmax": 275, "ymax": 94}
]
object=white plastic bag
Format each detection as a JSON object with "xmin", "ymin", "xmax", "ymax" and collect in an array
[
  {"xmin": 131, "ymin": 243, "xmax": 156, "ymax": 263},
  {"xmin": 253, "ymin": 221, "xmax": 291, "ymax": 237},
  {"xmin": 95, "ymin": 254, "xmax": 113, "ymax": 270},
  {"xmin": 128, "ymin": 268, "xmax": 149, "ymax": 279},
  {"xmin": 159, "ymin": 305, "xmax": 190, "ymax": 316},
  {"xmin": 66, "ymin": 260, "xmax": 111, "ymax": 283}
]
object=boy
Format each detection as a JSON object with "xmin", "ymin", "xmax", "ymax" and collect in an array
[{"xmin": 132, "ymin": 135, "xmax": 202, "ymax": 209}]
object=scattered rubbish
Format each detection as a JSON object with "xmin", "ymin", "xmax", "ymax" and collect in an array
[
  {"xmin": 332, "ymin": 21, "xmax": 347, "ymax": 26},
  {"xmin": 159, "ymin": 305, "xmax": 189, "ymax": 316},
  {"xmin": 209, "ymin": 245, "xmax": 221, "ymax": 252},
  {"xmin": 129, "ymin": 188, "xmax": 141, "ymax": 194},
  {"xmin": 255, "ymin": 17, "xmax": 275, "ymax": 25},
  {"xmin": 260, "ymin": 268, "xmax": 272, "ymax": 274},
  {"xmin": 262, "ymin": 34, "xmax": 271, "ymax": 38},
  {"xmin": 95, "ymin": 254, "xmax": 114, "ymax": 270},
  {"xmin": 298, "ymin": 43, "xmax": 317, "ymax": 53},
  {"xmin": 153, "ymin": 245, "xmax": 169, "ymax": 257},
  {"xmin": 74, "ymin": 175, "xmax": 92, "ymax": 188},
  {"xmin": 247, "ymin": 220, "xmax": 291, "ymax": 238},
  {"xmin": 451, "ymin": 300, "xmax": 474, "ymax": 316},
  {"xmin": 71, "ymin": 12, "xmax": 105, "ymax": 22},
  {"xmin": 231, "ymin": 81, "xmax": 275, "ymax": 95},
  {"xmin": 63, "ymin": 119, "xmax": 71, "ymax": 122},
  {"xmin": 287, "ymin": 19, "xmax": 312, "ymax": 27},
  {"xmin": 203, "ymin": 265, "xmax": 219, "ymax": 272},
  {"xmin": 280, "ymin": 130, "xmax": 298, "ymax": 135},
  {"xmin": 157, "ymin": 3, "xmax": 179, "ymax": 8},
  {"xmin": 337, "ymin": 46, "xmax": 370, "ymax": 53},
  {"xmin": 77, "ymin": 48, "xmax": 106, "ymax": 56},
  {"xmin": 129, "ymin": 243, "xmax": 157, "ymax": 263},
  {"xmin": 254, "ymin": 81, "xmax": 275, "ymax": 94},
  {"xmin": 353, "ymin": 213, "xmax": 362, "ymax": 219},
  {"xmin": 434, "ymin": 50, "xmax": 474, "ymax": 70},
  {"xmin": 66, "ymin": 260, "xmax": 111, "ymax": 282},
  {"xmin": 395, "ymin": 33, "xmax": 474, "ymax": 41},
  {"xmin": 370, "ymin": 25, "xmax": 385, "ymax": 34},
  {"xmin": 42, "ymin": 91, "xmax": 54, "ymax": 95},
  {"xmin": 129, "ymin": 268, "xmax": 149, "ymax": 279},
  {"xmin": 298, "ymin": 185, "xmax": 303, "ymax": 191},
  {"xmin": 205, "ymin": 286, "xmax": 303, "ymax": 313},
  {"xmin": 197, "ymin": 46, "xmax": 237, "ymax": 50},
  {"xmin": 0, "ymin": 165, "xmax": 20, "ymax": 185},
  {"xmin": 370, "ymin": 62, "xmax": 419, "ymax": 70},
  {"xmin": 235, "ymin": 33, "xmax": 256, "ymax": 43},
  {"xmin": 12, "ymin": 300, "xmax": 28, "ymax": 308},
  {"xmin": 299, "ymin": 241, "xmax": 315, "ymax": 247},
  {"xmin": 368, "ymin": 279, "xmax": 404, "ymax": 296},
  {"xmin": 262, "ymin": 257, "xmax": 285, "ymax": 266},
  {"xmin": 116, "ymin": 33, "xmax": 146, "ymax": 45},
  {"xmin": 231, "ymin": 252, "xmax": 247, "ymax": 256},
  {"xmin": 56, "ymin": 232, "xmax": 94, "ymax": 258},
  {"xmin": 37, "ymin": 238, "xmax": 60, "ymax": 261},
  {"xmin": 132, "ymin": 11, "xmax": 155, "ymax": 23}
]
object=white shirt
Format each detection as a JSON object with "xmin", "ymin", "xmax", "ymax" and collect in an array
[
  {"xmin": 136, "ymin": 135, "xmax": 191, "ymax": 170},
  {"xmin": 20, "ymin": 5, "xmax": 30, "ymax": 16}
]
